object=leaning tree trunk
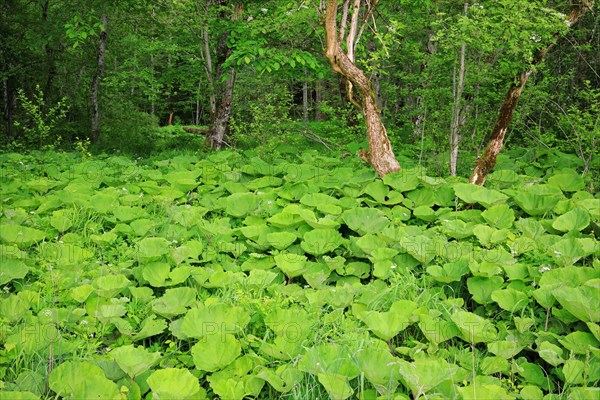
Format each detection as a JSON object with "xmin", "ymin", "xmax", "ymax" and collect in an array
[
  {"xmin": 91, "ymin": 13, "xmax": 107, "ymax": 142},
  {"xmin": 324, "ymin": 0, "xmax": 400, "ymax": 177},
  {"xmin": 470, "ymin": 0, "xmax": 593, "ymax": 185}
]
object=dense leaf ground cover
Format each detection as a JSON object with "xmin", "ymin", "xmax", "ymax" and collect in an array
[{"xmin": 0, "ymin": 148, "xmax": 598, "ymax": 399}]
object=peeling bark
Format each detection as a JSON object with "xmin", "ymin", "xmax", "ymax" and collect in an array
[
  {"xmin": 470, "ymin": 0, "xmax": 593, "ymax": 185},
  {"xmin": 324, "ymin": 0, "xmax": 400, "ymax": 177}
]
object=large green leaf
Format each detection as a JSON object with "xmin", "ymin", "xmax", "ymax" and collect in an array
[
  {"xmin": 151, "ymin": 287, "xmax": 197, "ymax": 318},
  {"xmin": 180, "ymin": 302, "xmax": 250, "ymax": 338},
  {"xmin": 0, "ymin": 224, "xmax": 46, "ymax": 247},
  {"xmin": 553, "ymin": 285, "xmax": 600, "ymax": 322},
  {"xmin": 111, "ymin": 345, "xmax": 161, "ymax": 378},
  {"xmin": 225, "ymin": 192, "xmax": 259, "ymax": 217},
  {"xmin": 396, "ymin": 358, "xmax": 462, "ymax": 398},
  {"xmin": 399, "ymin": 235, "xmax": 436, "ymax": 264},
  {"xmin": 491, "ymin": 288, "xmax": 530, "ymax": 312},
  {"xmin": 451, "ymin": 311, "xmax": 498, "ymax": 343},
  {"xmin": 191, "ymin": 333, "xmax": 241, "ymax": 372},
  {"xmin": 298, "ymin": 342, "xmax": 360, "ymax": 378},
  {"xmin": 300, "ymin": 228, "xmax": 344, "ymax": 256},
  {"xmin": 513, "ymin": 184, "xmax": 563, "ymax": 216},
  {"xmin": 552, "ymin": 207, "xmax": 590, "ymax": 232},
  {"xmin": 341, "ymin": 207, "xmax": 389, "ymax": 234},
  {"xmin": 48, "ymin": 361, "xmax": 120, "ymax": 400},
  {"xmin": 360, "ymin": 300, "xmax": 418, "ymax": 340},
  {"xmin": 427, "ymin": 260, "xmax": 470, "ymax": 283},
  {"xmin": 93, "ymin": 274, "xmax": 130, "ymax": 298},
  {"xmin": 547, "ymin": 169, "xmax": 585, "ymax": 192},
  {"xmin": 146, "ymin": 368, "xmax": 202, "ymax": 399},
  {"xmin": 137, "ymin": 237, "xmax": 171, "ymax": 261},
  {"xmin": 274, "ymin": 252, "xmax": 307, "ymax": 278},
  {"xmin": 355, "ymin": 341, "xmax": 400, "ymax": 394},
  {"xmin": 453, "ymin": 183, "xmax": 508, "ymax": 208},
  {"xmin": 467, "ymin": 276, "xmax": 504, "ymax": 304},
  {"xmin": 481, "ymin": 203, "xmax": 515, "ymax": 229},
  {"xmin": 457, "ymin": 384, "xmax": 513, "ymax": 400},
  {"xmin": 383, "ymin": 169, "xmax": 420, "ymax": 192},
  {"xmin": 0, "ymin": 258, "xmax": 29, "ymax": 285}
]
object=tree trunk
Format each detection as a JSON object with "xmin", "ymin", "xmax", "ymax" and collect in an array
[
  {"xmin": 202, "ymin": 24, "xmax": 216, "ymax": 117},
  {"xmin": 302, "ymin": 69, "xmax": 309, "ymax": 122},
  {"xmin": 208, "ymin": 68, "xmax": 236, "ymax": 149},
  {"xmin": 315, "ymin": 80, "xmax": 323, "ymax": 121},
  {"xmin": 206, "ymin": 2, "xmax": 242, "ymax": 149},
  {"xmin": 450, "ymin": 6, "xmax": 467, "ymax": 177},
  {"xmin": 324, "ymin": 0, "xmax": 400, "ymax": 177},
  {"xmin": 3, "ymin": 78, "xmax": 14, "ymax": 139},
  {"xmin": 470, "ymin": 0, "xmax": 593, "ymax": 185},
  {"xmin": 41, "ymin": 1, "xmax": 56, "ymax": 98},
  {"xmin": 91, "ymin": 13, "xmax": 107, "ymax": 142}
]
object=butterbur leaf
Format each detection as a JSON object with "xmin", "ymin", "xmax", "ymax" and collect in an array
[
  {"xmin": 355, "ymin": 341, "xmax": 400, "ymax": 394},
  {"xmin": 396, "ymin": 358, "xmax": 462, "ymax": 397},
  {"xmin": 180, "ymin": 302, "xmax": 250, "ymax": 338},
  {"xmin": 563, "ymin": 359, "xmax": 586, "ymax": 385},
  {"xmin": 266, "ymin": 231, "xmax": 297, "ymax": 250},
  {"xmin": 426, "ymin": 260, "xmax": 469, "ymax": 283},
  {"xmin": 0, "ymin": 392, "xmax": 38, "ymax": 400},
  {"xmin": 191, "ymin": 333, "xmax": 241, "ymax": 372},
  {"xmin": 0, "ymin": 224, "xmax": 46, "ymax": 247},
  {"xmin": 547, "ymin": 169, "xmax": 585, "ymax": 192},
  {"xmin": 537, "ymin": 341, "xmax": 564, "ymax": 366},
  {"xmin": 274, "ymin": 252, "xmax": 307, "ymax": 278},
  {"xmin": 451, "ymin": 311, "xmax": 498, "ymax": 343},
  {"xmin": 481, "ymin": 203, "xmax": 515, "ymax": 229},
  {"xmin": 513, "ymin": 184, "xmax": 563, "ymax": 216},
  {"xmin": 341, "ymin": 208, "xmax": 389, "ymax": 234},
  {"xmin": 151, "ymin": 287, "xmax": 196, "ymax": 318},
  {"xmin": 317, "ymin": 373, "xmax": 354, "ymax": 400},
  {"xmin": 453, "ymin": 183, "xmax": 507, "ymax": 208},
  {"xmin": 488, "ymin": 340, "xmax": 524, "ymax": 359},
  {"xmin": 467, "ymin": 276, "xmax": 504, "ymax": 305},
  {"xmin": 225, "ymin": 192, "xmax": 259, "ymax": 217},
  {"xmin": 0, "ymin": 258, "xmax": 29, "ymax": 285},
  {"xmin": 491, "ymin": 288, "xmax": 530, "ymax": 312},
  {"xmin": 93, "ymin": 274, "xmax": 130, "ymax": 298},
  {"xmin": 146, "ymin": 368, "xmax": 202, "ymax": 399},
  {"xmin": 111, "ymin": 345, "xmax": 161, "ymax": 378},
  {"xmin": 301, "ymin": 228, "xmax": 344, "ymax": 256},
  {"xmin": 457, "ymin": 384, "xmax": 513, "ymax": 400},
  {"xmin": 480, "ymin": 356, "xmax": 510, "ymax": 375},
  {"xmin": 552, "ymin": 207, "xmax": 590, "ymax": 232},
  {"xmin": 383, "ymin": 169, "xmax": 420, "ymax": 192},
  {"xmin": 255, "ymin": 365, "xmax": 304, "ymax": 393},
  {"xmin": 50, "ymin": 209, "xmax": 73, "ymax": 232},
  {"xmin": 360, "ymin": 300, "xmax": 418, "ymax": 340},
  {"xmin": 49, "ymin": 361, "xmax": 120, "ymax": 400},
  {"xmin": 553, "ymin": 285, "xmax": 600, "ymax": 322},
  {"xmin": 136, "ymin": 237, "xmax": 170, "ymax": 260},
  {"xmin": 559, "ymin": 331, "xmax": 600, "ymax": 355},
  {"xmin": 133, "ymin": 315, "xmax": 167, "ymax": 341}
]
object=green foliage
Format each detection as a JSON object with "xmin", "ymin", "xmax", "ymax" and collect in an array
[
  {"xmin": 13, "ymin": 85, "xmax": 69, "ymax": 149},
  {"xmin": 0, "ymin": 148, "xmax": 597, "ymax": 398}
]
